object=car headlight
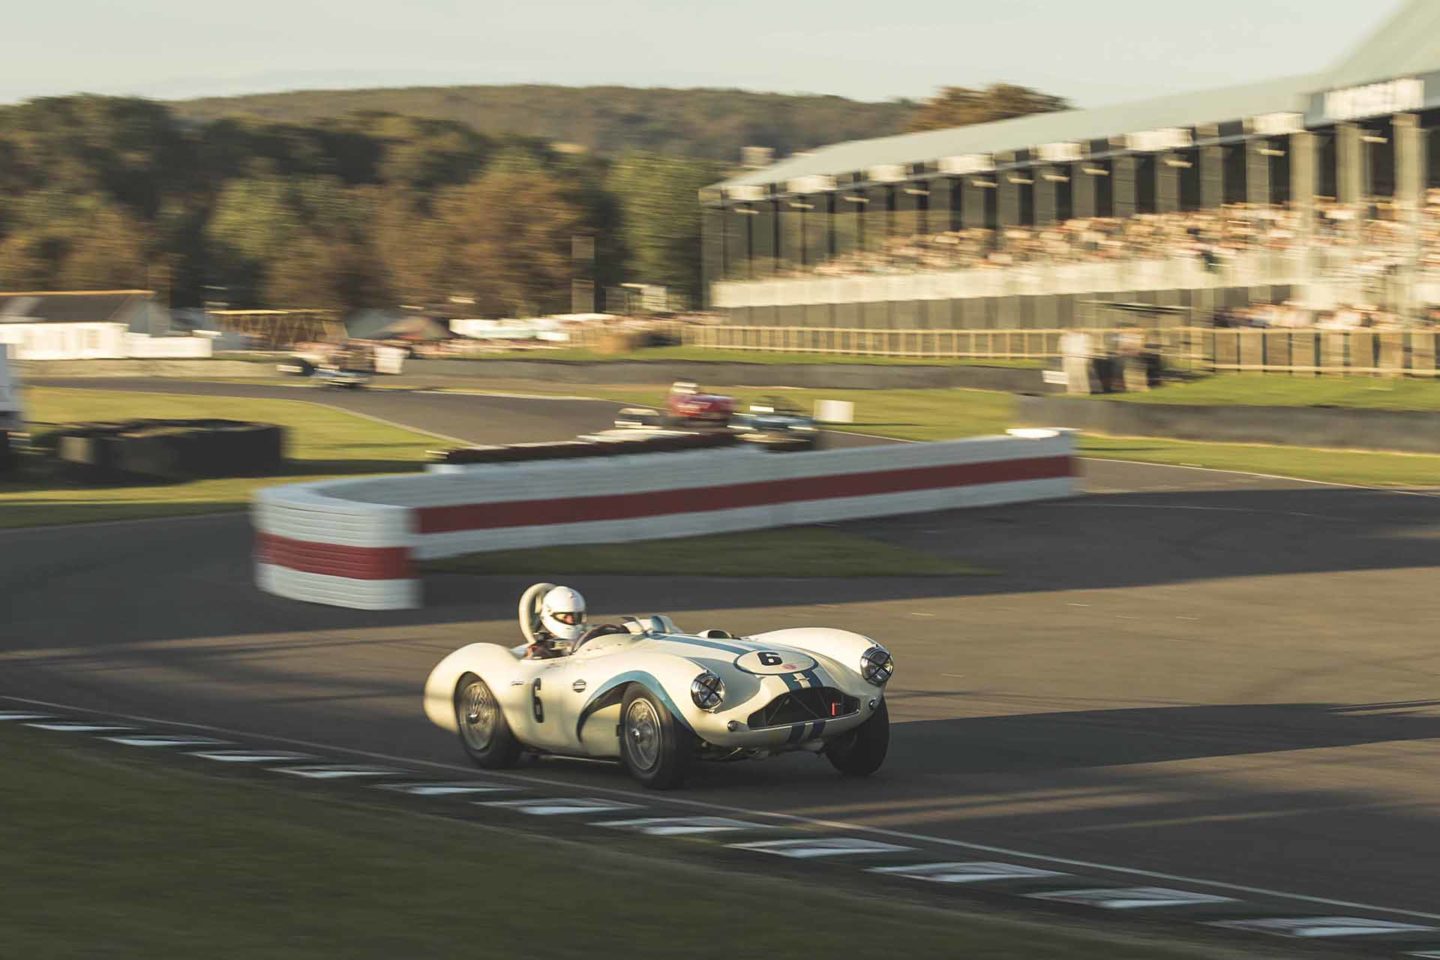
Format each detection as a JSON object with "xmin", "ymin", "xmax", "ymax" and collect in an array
[
  {"xmin": 860, "ymin": 645, "xmax": 894, "ymax": 686},
  {"xmin": 690, "ymin": 671, "xmax": 725, "ymax": 711}
]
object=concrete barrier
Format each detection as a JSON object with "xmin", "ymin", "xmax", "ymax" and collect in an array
[
  {"xmin": 253, "ymin": 431, "xmax": 1079, "ymax": 610},
  {"xmin": 1017, "ymin": 395, "xmax": 1440, "ymax": 454}
]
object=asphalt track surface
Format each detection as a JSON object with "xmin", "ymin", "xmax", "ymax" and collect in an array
[{"xmin": 8, "ymin": 377, "xmax": 1440, "ymax": 948}]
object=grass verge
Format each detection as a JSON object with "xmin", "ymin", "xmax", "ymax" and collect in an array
[
  {"xmin": 1078, "ymin": 434, "xmax": 1440, "ymax": 487},
  {"xmin": 423, "ymin": 527, "xmax": 987, "ymax": 577},
  {"xmin": 1, "ymin": 388, "xmax": 444, "ymax": 528},
  {"xmin": 0, "ymin": 725, "xmax": 1254, "ymax": 960},
  {"xmin": 1103, "ymin": 374, "xmax": 1440, "ymax": 411}
]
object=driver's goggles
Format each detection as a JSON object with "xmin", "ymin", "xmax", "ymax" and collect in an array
[{"xmin": 552, "ymin": 611, "xmax": 583, "ymax": 626}]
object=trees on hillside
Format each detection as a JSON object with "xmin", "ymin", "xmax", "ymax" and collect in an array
[
  {"xmin": 906, "ymin": 84, "xmax": 1070, "ymax": 132},
  {"xmin": 607, "ymin": 154, "xmax": 724, "ymax": 306}
]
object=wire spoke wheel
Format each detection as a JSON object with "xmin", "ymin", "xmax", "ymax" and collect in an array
[
  {"xmin": 458, "ymin": 678, "xmax": 499, "ymax": 753},
  {"xmin": 624, "ymin": 698, "xmax": 662, "ymax": 772}
]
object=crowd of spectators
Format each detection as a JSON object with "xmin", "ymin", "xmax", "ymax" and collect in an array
[{"xmin": 769, "ymin": 193, "xmax": 1440, "ymax": 290}]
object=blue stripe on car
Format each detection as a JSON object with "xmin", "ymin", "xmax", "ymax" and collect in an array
[
  {"xmin": 801, "ymin": 668, "xmax": 825, "ymax": 689},
  {"xmin": 662, "ymin": 635, "xmax": 759, "ymax": 656},
  {"xmin": 786, "ymin": 723, "xmax": 806, "ymax": 744},
  {"xmin": 780, "ymin": 673, "xmax": 802, "ymax": 692},
  {"xmin": 809, "ymin": 719, "xmax": 826, "ymax": 740}
]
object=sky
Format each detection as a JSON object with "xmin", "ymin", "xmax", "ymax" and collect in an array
[{"xmin": 0, "ymin": 0, "xmax": 1404, "ymax": 107}]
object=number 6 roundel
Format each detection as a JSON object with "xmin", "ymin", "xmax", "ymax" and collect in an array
[{"xmin": 735, "ymin": 650, "xmax": 817, "ymax": 675}]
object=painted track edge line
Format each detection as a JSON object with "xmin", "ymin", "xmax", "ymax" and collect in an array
[{"xmin": 4, "ymin": 691, "xmax": 1439, "ymax": 924}]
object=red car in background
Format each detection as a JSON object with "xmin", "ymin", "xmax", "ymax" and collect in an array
[{"xmin": 663, "ymin": 381, "xmax": 736, "ymax": 425}]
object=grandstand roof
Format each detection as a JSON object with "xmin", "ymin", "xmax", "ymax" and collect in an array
[
  {"xmin": 720, "ymin": 74, "xmax": 1316, "ymax": 189},
  {"xmin": 716, "ymin": 0, "xmax": 1440, "ymax": 193},
  {"xmin": 1327, "ymin": 0, "xmax": 1440, "ymax": 89}
]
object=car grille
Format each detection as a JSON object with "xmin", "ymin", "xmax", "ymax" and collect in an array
[{"xmin": 748, "ymin": 688, "xmax": 859, "ymax": 728}]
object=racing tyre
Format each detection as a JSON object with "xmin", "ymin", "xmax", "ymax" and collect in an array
[
  {"xmin": 619, "ymin": 685, "xmax": 695, "ymax": 790},
  {"xmin": 824, "ymin": 699, "xmax": 889, "ymax": 777},
  {"xmin": 454, "ymin": 673, "xmax": 522, "ymax": 769}
]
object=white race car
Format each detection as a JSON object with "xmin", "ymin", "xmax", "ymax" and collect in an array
[{"xmin": 423, "ymin": 616, "xmax": 893, "ymax": 789}]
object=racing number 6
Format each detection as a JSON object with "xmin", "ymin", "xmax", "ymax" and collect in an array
[
  {"xmin": 757, "ymin": 652, "xmax": 784, "ymax": 667},
  {"xmin": 531, "ymin": 678, "xmax": 545, "ymax": 723}
]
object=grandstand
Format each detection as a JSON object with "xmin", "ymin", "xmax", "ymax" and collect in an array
[{"xmin": 701, "ymin": 0, "xmax": 1440, "ymax": 332}]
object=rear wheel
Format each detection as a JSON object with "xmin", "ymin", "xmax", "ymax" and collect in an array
[
  {"xmin": 619, "ymin": 686, "xmax": 695, "ymax": 790},
  {"xmin": 825, "ymin": 699, "xmax": 889, "ymax": 776},
  {"xmin": 454, "ymin": 673, "xmax": 522, "ymax": 769}
]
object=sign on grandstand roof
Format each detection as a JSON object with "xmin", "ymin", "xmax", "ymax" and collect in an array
[
  {"xmin": 1247, "ymin": 112, "xmax": 1304, "ymax": 137},
  {"xmin": 787, "ymin": 174, "xmax": 836, "ymax": 195},
  {"xmin": 867, "ymin": 163, "xmax": 906, "ymax": 183},
  {"xmin": 1322, "ymin": 77, "xmax": 1424, "ymax": 122},
  {"xmin": 938, "ymin": 154, "xmax": 994, "ymax": 176},
  {"xmin": 724, "ymin": 184, "xmax": 767, "ymax": 203},
  {"xmin": 1036, "ymin": 141, "xmax": 1082, "ymax": 164},
  {"xmin": 1125, "ymin": 128, "xmax": 1192, "ymax": 153}
]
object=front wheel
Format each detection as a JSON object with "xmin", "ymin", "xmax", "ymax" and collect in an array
[
  {"xmin": 619, "ymin": 686, "xmax": 695, "ymax": 790},
  {"xmin": 454, "ymin": 673, "xmax": 522, "ymax": 769},
  {"xmin": 825, "ymin": 699, "xmax": 889, "ymax": 777}
]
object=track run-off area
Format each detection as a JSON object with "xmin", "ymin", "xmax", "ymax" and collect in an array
[{"xmin": 6, "ymin": 377, "xmax": 1440, "ymax": 956}]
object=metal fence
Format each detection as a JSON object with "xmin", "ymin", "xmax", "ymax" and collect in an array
[{"xmin": 681, "ymin": 324, "xmax": 1440, "ymax": 377}]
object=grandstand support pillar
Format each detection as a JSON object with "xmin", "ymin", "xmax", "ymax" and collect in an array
[
  {"xmin": 806, "ymin": 193, "xmax": 833, "ymax": 268},
  {"xmin": 961, "ymin": 176, "xmax": 986, "ymax": 230},
  {"xmin": 779, "ymin": 198, "xmax": 804, "ymax": 271},
  {"xmin": 997, "ymin": 154, "xmax": 1020, "ymax": 245},
  {"xmin": 1290, "ymin": 131, "xmax": 1317, "ymax": 286},
  {"xmin": 930, "ymin": 177, "xmax": 954, "ymax": 233},
  {"xmin": 1337, "ymin": 122, "xmax": 1363, "ymax": 207},
  {"xmin": 895, "ymin": 180, "xmax": 920, "ymax": 239},
  {"xmin": 1113, "ymin": 154, "xmax": 1137, "ymax": 219},
  {"xmin": 864, "ymin": 185, "xmax": 890, "ymax": 253},
  {"xmin": 752, "ymin": 200, "xmax": 777, "ymax": 277},
  {"xmin": 1395, "ymin": 112, "xmax": 1424, "ymax": 322},
  {"xmin": 1072, "ymin": 162, "xmax": 1096, "ymax": 219},
  {"xmin": 1034, "ymin": 166, "xmax": 1057, "ymax": 225},
  {"xmin": 1246, "ymin": 138, "xmax": 1271, "ymax": 208},
  {"xmin": 702, "ymin": 205, "xmax": 724, "ymax": 305},
  {"xmin": 1157, "ymin": 153, "xmax": 1180, "ymax": 213},
  {"xmin": 836, "ymin": 190, "xmax": 861, "ymax": 258},
  {"xmin": 1199, "ymin": 124, "xmax": 1223, "ymax": 211},
  {"xmin": 724, "ymin": 205, "xmax": 751, "ymax": 281}
]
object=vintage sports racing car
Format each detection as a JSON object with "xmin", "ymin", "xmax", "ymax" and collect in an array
[
  {"xmin": 614, "ymin": 381, "xmax": 737, "ymax": 430},
  {"xmin": 423, "ymin": 613, "xmax": 893, "ymax": 789}
]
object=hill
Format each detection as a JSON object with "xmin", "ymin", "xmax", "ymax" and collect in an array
[{"xmin": 169, "ymin": 84, "xmax": 913, "ymax": 163}]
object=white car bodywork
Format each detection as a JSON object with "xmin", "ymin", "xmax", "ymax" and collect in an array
[{"xmin": 423, "ymin": 617, "xmax": 888, "ymax": 760}]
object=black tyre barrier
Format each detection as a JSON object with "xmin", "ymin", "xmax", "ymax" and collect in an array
[
  {"xmin": 49, "ymin": 420, "xmax": 286, "ymax": 483},
  {"xmin": 432, "ymin": 429, "xmax": 741, "ymax": 466}
]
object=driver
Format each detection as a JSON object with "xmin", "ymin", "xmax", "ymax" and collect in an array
[{"xmin": 524, "ymin": 585, "xmax": 587, "ymax": 659}]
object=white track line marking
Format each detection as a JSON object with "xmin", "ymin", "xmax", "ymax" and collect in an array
[
  {"xmin": 375, "ymin": 782, "xmax": 517, "ymax": 797},
  {"xmin": 479, "ymin": 797, "xmax": 641, "ymax": 816},
  {"xmin": 0, "ymin": 712, "xmax": 53, "ymax": 720},
  {"xmin": 596, "ymin": 817, "xmax": 775, "ymax": 837},
  {"xmin": 731, "ymin": 838, "xmax": 914, "ymax": 859},
  {"xmin": 189, "ymin": 749, "xmax": 318, "ymax": 763},
  {"xmin": 1028, "ymin": 887, "xmax": 1237, "ymax": 910},
  {"xmin": 1209, "ymin": 917, "xmax": 1437, "ymax": 939},
  {"xmin": 270, "ymin": 765, "xmax": 405, "ymax": 780},
  {"xmin": 25, "ymin": 722, "xmax": 136, "ymax": 733},
  {"xmin": 104, "ymin": 735, "xmax": 230, "ymax": 748},
  {"xmin": 869, "ymin": 862, "xmax": 1068, "ymax": 884},
  {"xmin": 7, "ymin": 692, "xmax": 1439, "ymax": 924}
]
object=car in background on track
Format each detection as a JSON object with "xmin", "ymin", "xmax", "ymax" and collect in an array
[
  {"xmin": 729, "ymin": 396, "xmax": 821, "ymax": 451},
  {"xmin": 423, "ymin": 615, "xmax": 893, "ymax": 789},
  {"xmin": 614, "ymin": 381, "xmax": 736, "ymax": 430}
]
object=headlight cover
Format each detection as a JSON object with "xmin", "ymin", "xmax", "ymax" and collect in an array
[
  {"xmin": 690, "ymin": 671, "xmax": 725, "ymax": 711},
  {"xmin": 860, "ymin": 645, "xmax": 894, "ymax": 686}
]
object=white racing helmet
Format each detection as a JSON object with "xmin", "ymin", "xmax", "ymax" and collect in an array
[{"xmin": 540, "ymin": 586, "xmax": 587, "ymax": 642}]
